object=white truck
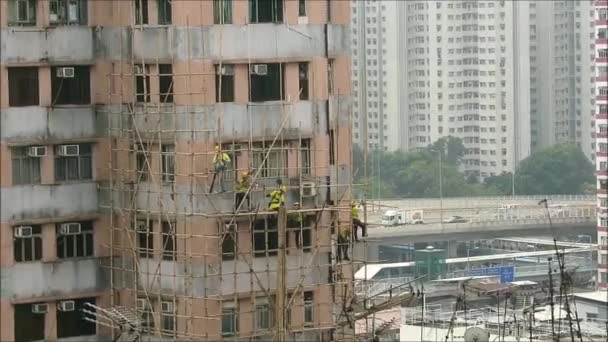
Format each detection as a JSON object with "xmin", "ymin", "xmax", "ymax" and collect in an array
[{"xmin": 381, "ymin": 209, "xmax": 424, "ymax": 226}]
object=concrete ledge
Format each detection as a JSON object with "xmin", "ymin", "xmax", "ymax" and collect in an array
[
  {"xmin": 1, "ymin": 182, "xmax": 98, "ymax": 222},
  {"xmin": 0, "ymin": 257, "xmax": 109, "ymax": 300},
  {"xmin": 1, "ymin": 106, "xmax": 98, "ymax": 143},
  {"xmin": 1, "ymin": 26, "xmax": 94, "ymax": 64}
]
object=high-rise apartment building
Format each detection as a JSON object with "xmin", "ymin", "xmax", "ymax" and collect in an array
[
  {"xmin": 401, "ymin": 0, "xmax": 532, "ymax": 178},
  {"xmin": 351, "ymin": 0, "xmax": 399, "ymax": 151},
  {"xmin": 595, "ymin": 0, "xmax": 608, "ymax": 288},
  {"xmin": 529, "ymin": 0, "xmax": 596, "ymax": 160},
  {"xmin": 0, "ymin": 0, "xmax": 353, "ymax": 341}
]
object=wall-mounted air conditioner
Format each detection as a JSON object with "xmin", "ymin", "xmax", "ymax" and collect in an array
[
  {"xmin": 59, "ymin": 223, "xmax": 81, "ymax": 235},
  {"xmin": 14, "ymin": 226, "xmax": 33, "ymax": 238},
  {"xmin": 28, "ymin": 146, "xmax": 47, "ymax": 157},
  {"xmin": 56, "ymin": 67, "xmax": 75, "ymax": 78}
]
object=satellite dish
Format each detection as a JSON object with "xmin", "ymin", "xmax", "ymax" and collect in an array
[{"xmin": 464, "ymin": 327, "xmax": 489, "ymax": 342}]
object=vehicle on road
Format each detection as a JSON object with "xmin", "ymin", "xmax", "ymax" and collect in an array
[
  {"xmin": 381, "ymin": 209, "xmax": 424, "ymax": 226},
  {"xmin": 443, "ymin": 215, "xmax": 468, "ymax": 224}
]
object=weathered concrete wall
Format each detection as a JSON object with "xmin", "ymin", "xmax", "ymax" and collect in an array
[
  {"xmin": 0, "ymin": 258, "xmax": 109, "ymax": 300},
  {"xmin": 1, "ymin": 182, "xmax": 98, "ymax": 222},
  {"xmin": 135, "ymin": 254, "xmax": 329, "ymax": 296},
  {"xmin": 1, "ymin": 27, "xmax": 95, "ymax": 64},
  {"xmin": 1, "ymin": 106, "xmax": 98, "ymax": 143}
]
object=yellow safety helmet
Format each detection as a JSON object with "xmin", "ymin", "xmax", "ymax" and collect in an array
[
  {"xmin": 242, "ymin": 171, "xmax": 249, "ymax": 177},
  {"xmin": 214, "ymin": 145, "xmax": 220, "ymax": 151}
]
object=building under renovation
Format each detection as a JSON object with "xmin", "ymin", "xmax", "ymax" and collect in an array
[{"xmin": 0, "ymin": 0, "xmax": 354, "ymax": 340}]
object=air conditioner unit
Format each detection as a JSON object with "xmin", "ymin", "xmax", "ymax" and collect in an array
[
  {"xmin": 134, "ymin": 65, "xmax": 144, "ymax": 75},
  {"xmin": 56, "ymin": 67, "xmax": 75, "ymax": 78},
  {"xmin": 28, "ymin": 146, "xmax": 47, "ymax": 157},
  {"xmin": 251, "ymin": 64, "xmax": 268, "ymax": 76},
  {"xmin": 58, "ymin": 300, "xmax": 76, "ymax": 312},
  {"xmin": 300, "ymin": 182, "xmax": 317, "ymax": 197},
  {"xmin": 217, "ymin": 65, "xmax": 234, "ymax": 76},
  {"xmin": 136, "ymin": 220, "xmax": 149, "ymax": 232},
  {"xmin": 161, "ymin": 301, "xmax": 173, "ymax": 313},
  {"xmin": 14, "ymin": 226, "xmax": 33, "ymax": 238},
  {"xmin": 58, "ymin": 144, "xmax": 79, "ymax": 156},
  {"xmin": 32, "ymin": 303, "xmax": 48, "ymax": 314},
  {"xmin": 136, "ymin": 298, "xmax": 147, "ymax": 311},
  {"xmin": 60, "ymin": 223, "xmax": 81, "ymax": 235}
]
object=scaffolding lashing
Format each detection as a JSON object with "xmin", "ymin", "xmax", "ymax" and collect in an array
[{"xmin": 97, "ymin": 2, "xmax": 361, "ymax": 341}]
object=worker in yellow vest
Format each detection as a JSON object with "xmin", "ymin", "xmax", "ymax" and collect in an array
[
  {"xmin": 338, "ymin": 224, "xmax": 351, "ymax": 261},
  {"xmin": 267, "ymin": 179, "xmax": 286, "ymax": 211},
  {"xmin": 288, "ymin": 202, "xmax": 304, "ymax": 248},
  {"xmin": 352, "ymin": 202, "xmax": 367, "ymax": 241},
  {"xmin": 211, "ymin": 145, "xmax": 230, "ymax": 192},
  {"xmin": 235, "ymin": 171, "xmax": 251, "ymax": 211}
]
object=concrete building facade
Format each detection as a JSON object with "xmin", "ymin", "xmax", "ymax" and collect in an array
[
  {"xmin": 0, "ymin": 0, "xmax": 354, "ymax": 341},
  {"xmin": 595, "ymin": 0, "xmax": 608, "ymax": 289},
  {"xmin": 528, "ymin": 0, "xmax": 596, "ymax": 161}
]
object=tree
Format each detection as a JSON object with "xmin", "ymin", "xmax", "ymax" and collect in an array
[
  {"xmin": 515, "ymin": 144, "xmax": 594, "ymax": 195},
  {"xmin": 484, "ymin": 172, "xmax": 513, "ymax": 195},
  {"xmin": 428, "ymin": 136, "xmax": 466, "ymax": 165}
]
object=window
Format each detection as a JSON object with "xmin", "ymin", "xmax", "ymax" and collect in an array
[
  {"xmin": 135, "ymin": 143, "xmax": 150, "ymax": 181},
  {"xmin": 157, "ymin": 0, "xmax": 171, "ymax": 24},
  {"xmin": 249, "ymin": 0, "xmax": 283, "ymax": 23},
  {"xmin": 158, "ymin": 64, "xmax": 173, "ymax": 103},
  {"xmin": 250, "ymin": 63, "xmax": 284, "ymax": 102},
  {"xmin": 8, "ymin": 67, "xmax": 39, "ymax": 106},
  {"xmin": 214, "ymin": 0, "xmax": 232, "ymax": 24},
  {"xmin": 161, "ymin": 300, "xmax": 176, "ymax": 336},
  {"xmin": 14, "ymin": 304, "xmax": 45, "ymax": 342},
  {"xmin": 51, "ymin": 66, "xmax": 91, "ymax": 105},
  {"xmin": 161, "ymin": 221, "xmax": 175, "ymax": 261},
  {"xmin": 253, "ymin": 217, "xmax": 278, "ymax": 257},
  {"xmin": 161, "ymin": 144, "xmax": 175, "ymax": 183},
  {"xmin": 137, "ymin": 219, "xmax": 153, "ymax": 258},
  {"xmin": 256, "ymin": 302, "xmax": 273, "ymax": 330},
  {"xmin": 57, "ymin": 298, "xmax": 96, "ymax": 338},
  {"xmin": 304, "ymin": 291, "xmax": 314, "ymax": 327},
  {"xmin": 138, "ymin": 297, "xmax": 154, "ymax": 328},
  {"xmin": 216, "ymin": 64, "xmax": 235, "ymax": 102},
  {"xmin": 12, "ymin": 146, "xmax": 41, "ymax": 185},
  {"xmin": 135, "ymin": 65, "xmax": 150, "ymax": 103},
  {"xmin": 300, "ymin": 140, "xmax": 311, "ymax": 176},
  {"xmin": 298, "ymin": 0, "xmax": 306, "ymax": 16},
  {"xmin": 222, "ymin": 304, "xmax": 238, "ymax": 336},
  {"xmin": 55, "ymin": 143, "xmax": 92, "ymax": 181},
  {"xmin": 49, "ymin": 0, "xmax": 87, "ymax": 25},
  {"xmin": 221, "ymin": 223, "xmax": 237, "ymax": 260},
  {"xmin": 252, "ymin": 142, "xmax": 286, "ymax": 178},
  {"xmin": 8, "ymin": 0, "xmax": 36, "ymax": 25},
  {"xmin": 134, "ymin": 0, "xmax": 148, "ymax": 24},
  {"xmin": 56, "ymin": 221, "xmax": 94, "ymax": 258},
  {"xmin": 299, "ymin": 62, "xmax": 309, "ymax": 100},
  {"xmin": 329, "ymin": 129, "xmax": 335, "ymax": 165},
  {"xmin": 14, "ymin": 225, "xmax": 42, "ymax": 262}
]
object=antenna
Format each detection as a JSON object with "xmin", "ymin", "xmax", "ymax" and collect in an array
[{"xmin": 464, "ymin": 327, "xmax": 489, "ymax": 342}]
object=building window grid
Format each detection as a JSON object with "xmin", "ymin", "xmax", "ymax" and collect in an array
[
  {"xmin": 56, "ymin": 221, "xmax": 94, "ymax": 259},
  {"xmin": 13, "ymin": 225, "xmax": 42, "ymax": 262}
]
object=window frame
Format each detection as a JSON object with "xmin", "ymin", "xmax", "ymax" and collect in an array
[
  {"xmin": 12, "ymin": 146, "xmax": 42, "ymax": 185},
  {"xmin": 8, "ymin": 0, "xmax": 37, "ymax": 26},
  {"xmin": 298, "ymin": 0, "xmax": 306, "ymax": 17},
  {"xmin": 8, "ymin": 67, "xmax": 39, "ymax": 107},
  {"xmin": 249, "ymin": 63, "xmax": 285, "ymax": 102},
  {"xmin": 135, "ymin": 143, "xmax": 150, "ymax": 181},
  {"xmin": 298, "ymin": 62, "xmax": 309, "ymax": 100},
  {"xmin": 213, "ymin": 0, "xmax": 232, "ymax": 24},
  {"xmin": 161, "ymin": 144, "xmax": 175, "ymax": 183},
  {"xmin": 251, "ymin": 142, "xmax": 287, "ymax": 178},
  {"xmin": 55, "ymin": 143, "xmax": 93, "ymax": 182},
  {"xmin": 56, "ymin": 221, "xmax": 94, "ymax": 259},
  {"xmin": 137, "ymin": 219, "xmax": 154, "ymax": 258},
  {"xmin": 161, "ymin": 221, "xmax": 176, "ymax": 261},
  {"xmin": 249, "ymin": 0, "xmax": 283, "ymax": 23},
  {"xmin": 221, "ymin": 305, "xmax": 238, "ymax": 336},
  {"xmin": 157, "ymin": 0, "xmax": 172, "ymax": 24},
  {"xmin": 303, "ymin": 291, "xmax": 314, "ymax": 327},
  {"xmin": 57, "ymin": 298, "xmax": 96, "ymax": 338},
  {"xmin": 221, "ymin": 222, "xmax": 237, "ymax": 261},
  {"xmin": 253, "ymin": 217, "xmax": 278, "ymax": 257},
  {"xmin": 13, "ymin": 225, "xmax": 43, "ymax": 262},
  {"xmin": 49, "ymin": 0, "xmax": 87, "ymax": 25},
  {"xmin": 134, "ymin": 0, "xmax": 148, "ymax": 25},
  {"xmin": 135, "ymin": 64, "xmax": 151, "ymax": 103},
  {"xmin": 255, "ymin": 302, "xmax": 273, "ymax": 330},
  {"xmin": 216, "ymin": 64, "xmax": 235, "ymax": 103},
  {"xmin": 50, "ymin": 65, "xmax": 91, "ymax": 105},
  {"xmin": 158, "ymin": 64, "xmax": 174, "ymax": 103}
]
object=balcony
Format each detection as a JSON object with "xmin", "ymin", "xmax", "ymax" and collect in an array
[
  {"xmin": 0, "ymin": 26, "xmax": 94, "ymax": 64},
  {"xmin": 1, "ymin": 182, "xmax": 98, "ymax": 222},
  {"xmin": 1, "ymin": 106, "xmax": 98, "ymax": 143},
  {"xmin": 105, "ymin": 101, "xmax": 321, "ymax": 141},
  {"xmin": 2, "ymin": 257, "xmax": 109, "ymax": 300},
  {"xmin": 128, "ymin": 24, "xmax": 349, "ymax": 63}
]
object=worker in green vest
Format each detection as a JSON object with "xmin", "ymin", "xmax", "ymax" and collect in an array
[
  {"xmin": 267, "ymin": 179, "xmax": 286, "ymax": 211},
  {"xmin": 338, "ymin": 223, "xmax": 351, "ymax": 261},
  {"xmin": 235, "ymin": 171, "xmax": 251, "ymax": 211},
  {"xmin": 352, "ymin": 201, "xmax": 367, "ymax": 241}
]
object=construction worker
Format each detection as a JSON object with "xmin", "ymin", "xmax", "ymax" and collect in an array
[
  {"xmin": 267, "ymin": 179, "xmax": 286, "ymax": 211},
  {"xmin": 352, "ymin": 201, "xmax": 367, "ymax": 242},
  {"xmin": 288, "ymin": 202, "xmax": 304, "ymax": 248},
  {"xmin": 211, "ymin": 145, "xmax": 230, "ymax": 192},
  {"xmin": 235, "ymin": 171, "xmax": 251, "ymax": 211},
  {"xmin": 337, "ymin": 223, "xmax": 351, "ymax": 261}
]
